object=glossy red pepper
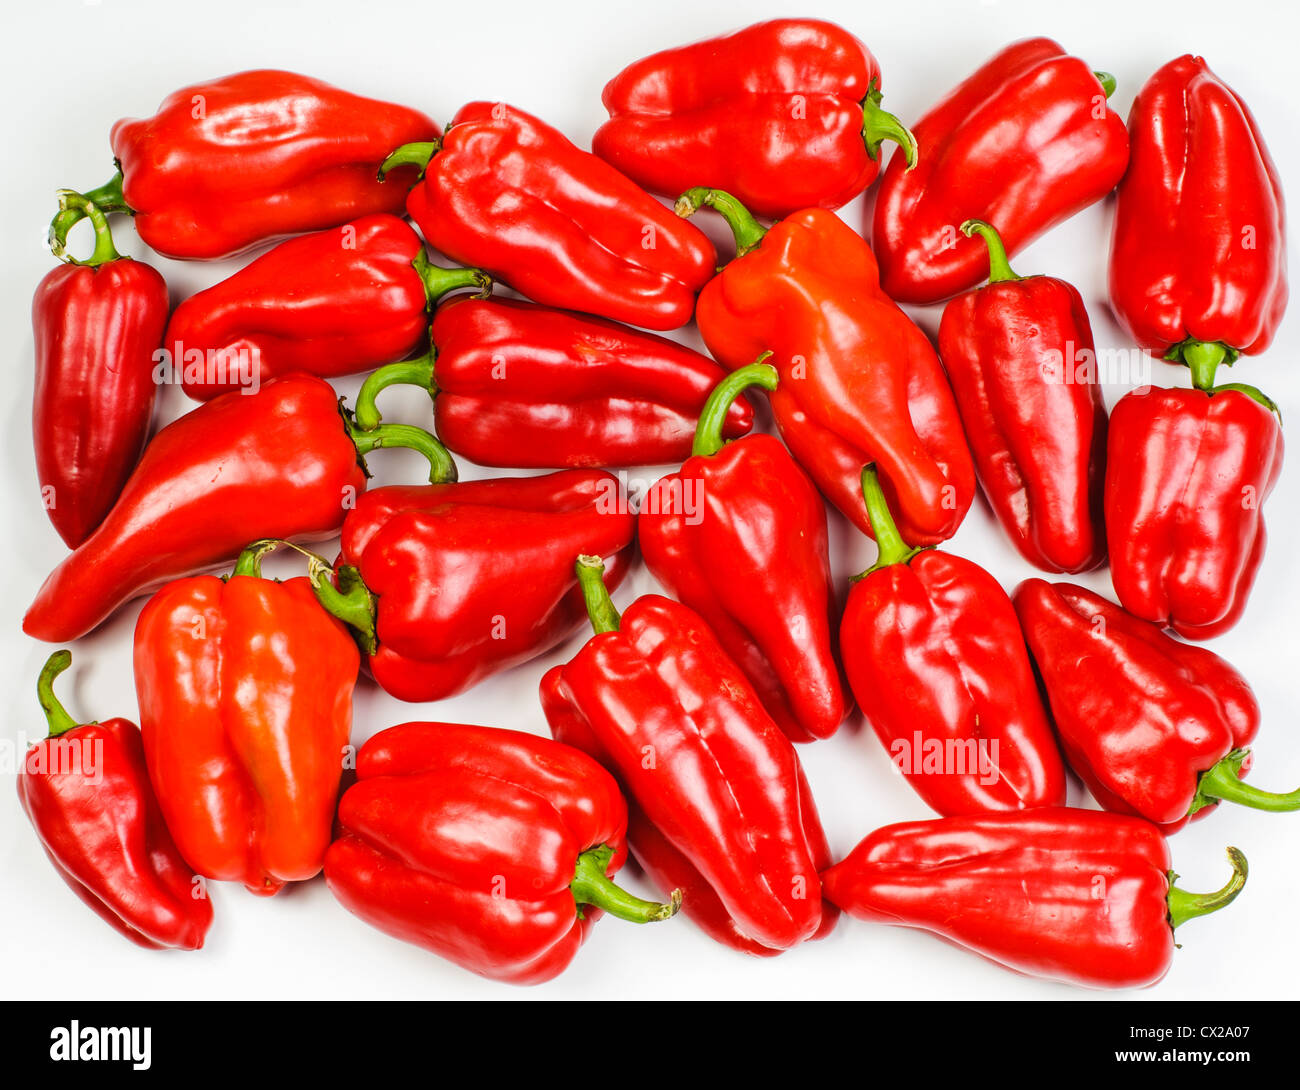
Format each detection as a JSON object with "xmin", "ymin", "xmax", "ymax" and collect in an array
[
  {"xmin": 937, "ymin": 220, "xmax": 1107, "ymax": 572},
  {"xmin": 1015, "ymin": 579, "xmax": 1300, "ymax": 831},
  {"xmin": 18, "ymin": 651, "xmax": 212, "ymax": 950},
  {"xmin": 23, "ymin": 374, "xmax": 451, "ymax": 643},
  {"xmin": 592, "ymin": 18, "xmax": 915, "ymax": 220},
  {"xmin": 381, "ymin": 102, "xmax": 715, "ymax": 330},
  {"xmin": 351, "ymin": 296, "xmax": 752, "ymax": 468},
  {"xmin": 679, "ymin": 189, "xmax": 974, "ymax": 545},
  {"xmin": 134, "ymin": 541, "xmax": 358, "ymax": 896},
  {"xmin": 33, "ymin": 193, "xmax": 168, "ymax": 547},
  {"xmin": 307, "ymin": 471, "xmax": 635, "ymax": 702},
  {"xmin": 541, "ymin": 556, "xmax": 837, "ymax": 955},
  {"xmin": 325, "ymin": 721, "xmax": 679, "ymax": 985},
  {"xmin": 51, "ymin": 70, "xmax": 438, "ymax": 260},
  {"xmin": 638, "ymin": 361, "xmax": 849, "ymax": 743},
  {"xmin": 166, "ymin": 215, "xmax": 490, "ymax": 400},
  {"xmin": 822, "ymin": 809, "xmax": 1248, "ymax": 989},
  {"xmin": 1109, "ymin": 55, "xmax": 1287, "ymax": 368},
  {"xmin": 839, "ymin": 467, "xmax": 1066, "ymax": 815},
  {"xmin": 871, "ymin": 38, "xmax": 1128, "ymax": 304}
]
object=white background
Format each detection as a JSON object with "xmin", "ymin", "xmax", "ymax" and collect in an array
[{"xmin": 3, "ymin": 0, "xmax": 1298, "ymax": 1001}]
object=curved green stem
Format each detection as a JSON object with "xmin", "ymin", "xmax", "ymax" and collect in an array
[
  {"xmin": 353, "ymin": 354, "xmax": 436, "ymax": 431},
  {"xmin": 1094, "ymin": 71, "xmax": 1117, "ymax": 98},
  {"xmin": 862, "ymin": 83, "xmax": 917, "ymax": 168},
  {"xmin": 576, "ymin": 555, "xmax": 620, "ymax": 635},
  {"xmin": 1167, "ymin": 847, "xmax": 1248, "ymax": 930},
  {"xmin": 411, "ymin": 249, "xmax": 493, "ymax": 306},
  {"xmin": 1192, "ymin": 750, "xmax": 1300, "ymax": 814},
  {"xmin": 49, "ymin": 171, "xmax": 129, "ymax": 254},
  {"xmin": 571, "ymin": 845, "xmax": 682, "ymax": 923},
  {"xmin": 51, "ymin": 191, "xmax": 123, "ymax": 266},
  {"xmin": 1168, "ymin": 339, "xmax": 1235, "ymax": 389},
  {"xmin": 377, "ymin": 140, "xmax": 441, "ymax": 181},
  {"xmin": 852, "ymin": 465, "xmax": 926, "ymax": 580},
  {"xmin": 37, "ymin": 650, "xmax": 80, "ymax": 739},
  {"xmin": 1210, "ymin": 382, "xmax": 1282, "ymax": 423},
  {"xmin": 344, "ymin": 402, "xmax": 457, "ymax": 484},
  {"xmin": 961, "ymin": 219, "xmax": 1021, "ymax": 284},
  {"xmin": 307, "ymin": 558, "xmax": 379, "ymax": 657},
  {"xmin": 675, "ymin": 187, "xmax": 767, "ymax": 257},
  {"xmin": 229, "ymin": 538, "xmax": 283, "ymax": 580},
  {"xmin": 692, "ymin": 355, "xmax": 777, "ymax": 458}
]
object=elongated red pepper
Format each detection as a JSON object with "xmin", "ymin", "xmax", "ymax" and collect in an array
[
  {"xmin": 307, "ymin": 472, "xmax": 635, "ymax": 702},
  {"xmin": 679, "ymin": 189, "xmax": 974, "ymax": 545},
  {"xmin": 325, "ymin": 721, "xmax": 679, "ymax": 985},
  {"xmin": 34, "ymin": 192, "xmax": 167, "ymax": 547},
  {"xmin": 872, "ymin": 38, "xmax": 1128, "ymax": 304},
  {"xmin": 166, "ymin": 215, "xmax": 490, "ymax": 400},
  {"xmin": 51, "ymin": 70, "xmax": 438, "ymax": 260},
  {"xmin": 822, "ymin": 809, "xmax": 1248, "ymax": 989},
  {"xmin": 937, "ymin": 220, "xmax": 1107, "ymax": 572},
  {"xmin": 134, "ymin": 541, "xmax": 358, "ymax": 896},
  {"xmin": 840, "ymin": 467, "xmax": 1066, "ymax": 815},
  {"xmin": 541, "ymin": 556, "xmax": 837, "ymax": 955},
  {"xmin": 638, "ymin": 361, "xmax": 849, "ymax": 743},
  {"xmin": 1109, "ymin": 55, "xmax": 1287, "ymax": 367},
  {"xmin": 352, "ymin": 296, "xmax": 751, "ymax": 468},
  {"xmin": 1015, "ymin": 579, "xmax": 1300, "ymax": 831},
  {"xmin": 23, "ymin": 374, "xmax": 452, "ymax": 643},
  {"xmin": 592, "ymin": 18, "xmax": 915, "ymax": 220},
  {"xmin": 1105, "ymin": 367, "xmax": 1283, "ymax": 640},
  {"xmin": 18, "ymin": 651, "xmax": 212, "ymax": 950},
  {"xmin": 381, "ymin": 102, "xmax": 715, "ymax": 330}
]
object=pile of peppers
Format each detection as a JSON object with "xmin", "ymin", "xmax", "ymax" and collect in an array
[{"xmin": 17, "ymin": 21, "xmax": 1292, "ymax": 993}]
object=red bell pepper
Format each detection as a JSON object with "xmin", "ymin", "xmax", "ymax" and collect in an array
[
  {"xmin": 638, "ymin": 361, "xmax": 849, "ymax": 743},
  {"xmin": 839, "ymin": 467, "xmax": 1066, "ymax": 815},
  {"xmin": 937, "ymin": 220, "xmax": 1107, "ymax": 572},
  {"xmin": 23, "ymin": 374, "xmax": 452, "ymax": 643},
  {"xmin": 18, "ymin": 650, "xmax": 212, "ymax": 950},
  {"xmin": 592, "ymin": 18, "xmax": 916, "ymax": 220},
  {"xmin": 541, "ymin": 556, "xmax": 837, "ymax": 955},
  {"xmin": 380, "ymin": 101, "xmax": 715, "ymax": 331},
  {"xmin": 51, "ymin": 70, "xmax": 438, "ymax": 260},
  {"xmin": 325, "ymin": 721, "xmax": 679, "ymax": 985},
  {"xmin": 134, "ymin": 541, "xmax": 359, "ymax": 896},
  {"xmin": 822, "ymin": 809, "xmax": 1248, "ymax": 989},
  {"xmin": 871, "ymin": 38, "xmax": 1129, "ymax": 304},
  {"xmin": 34, "ymin": 192, "xmax": 168, "ymax": 548},
  {"xmin": 1105, "ymin": 370, "xmax": 1283, "ymax": 640},
  {"xmin": 1109, "ymin": 55, "xmax": 1287, "ymax": 368},
  {"xmin": 1015, "ymin": 579, "xmax": 1300, "ymax": 831},
  {"xmin": 306, "ymin": 471, "xmax": 635, "ymax": 702},
  {"xmin": 679, "ymin": 189, "xmax": 974, "ymax": 545},
  {"xmin": 351, "ymin": 296, "xmax": 752, "ymax": 468},
  {"xmin": 166, "ymin": 215, "xmax": 490, "ymax": 400}
]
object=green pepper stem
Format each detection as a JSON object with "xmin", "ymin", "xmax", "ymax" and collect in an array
[
  {"xmin": 675, "ymin": 187, "xmax": 768, "ymax": 257},
  {"xmin": 344, "ymin": 403, "xmax": 457, "ymax": 484},
  {"xmin": 1167, "ymin": 848, "xmax": 1248, "ymax": 930},
  {"xmin": 377, "ymin": 140, "xmax": 441, "ymax": 181},
  {"xmin": 1181, "ymin": 341, "xmax": 1231, "ymax": 391},
  {"xmin": 576, "ymin": 555, "xmax": 621, "ymax": 635},
  {"xmin": 1094, "ymin": 71, "xmax": 1118, "ymax": 97},
  {"xmin": 37, "ymin": 650, "xmax": 80, "ymax": 739},
  {"xmin": 571, "ymin": 845, "xmax": 682, "ymax": 923},
  {"xmin": 1194, "ymin": 750, "xmax": 1300, "ymax": 813},
  {"xmin": 411, "ymin": 249, "xmax": 493, "ymax": 306},
  {"xmin": 692, "ymin": 355, "xmax": 777, "ymax": 458},
  {"xmin": 961, "ymin": 219, "xmax": 1021, "ymax": 284},
  {"xmin": 353, "ymin": 354, "xmax": 437, "ymax": 431},
  {"xmin": 852, "ymin": 465, "xmax": 926, "ymax": 580},
  {"xmin": 1210, "ymin": 382, "xmax": 1282, "ymax": 422},
  {"xmin": 862, "ymin": 84, "xmax": 917, "ymax": 169},
  {"xmin": 49, "ymin": 171, "xmax": 129, "ymax": 254},
  {"xmin": 229, "ymin": 538, "xmax": 283, "ymax": 580},
  {"xmin": 51, "ymin": 191, "xmax": 123, "ymax": 267},
  {"xmin": 306, "ymin": 558, "xmax": 379, "ymax": 657}
]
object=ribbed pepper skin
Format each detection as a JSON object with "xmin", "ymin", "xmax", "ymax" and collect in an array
[
  {"xmin": 1109, "ymin": 55, "xmax": 1287, "ymax": 359},
  {"xmin": 406, "ymin": 102, "xmax": 715, "ymax": 330},
  {"xmin": 872, "ymin": 38, "xmax": 1128, "ymax": 304},
  {"xmin": 1104, "ymin": 387, "xmax": 1283, "ymax": 640},
  {"xmin": 325, "ymin": 722, "xmax": 631, "ymax": 985},
  {"xmin": 822, "ymin": 809, "xmax": 1178, "ymax": 989}
]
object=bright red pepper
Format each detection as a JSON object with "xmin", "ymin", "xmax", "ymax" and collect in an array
[
  {"xmin": 541, "ymin": 556, "xmax": 837, "ymax": 955},
  {"xmin": 822, "ymin": 809, "xmax": 1248, "ymax": 989},
  {"xmin": 638, "ymin": 361, "xmax": 849, "ymax": 743},
  {"xmin": 592, "ymin": 18, "xmax": 915, "ymax": 220},
  {"xmin": 166, "ymin": 215, "xmax": 490, "ymax": 400},
  {"xmin": 381, "ymin": 101, "xmax": 715, "ymax": 330},
  {"xmin": 33, "ymin": 193, "xmax": 168, "ymax": 548},
  {"xmin": 1015, "ymin": 579, "xmax": 1300, "ymax": 831},
  {"xmin": 18, "ymin": 651, "xmax": 212, "ymax": 950},
  {"xmin": 871, "ymin": 38, "xmax": 1128, "ymax": 304},
  {"xmin": 351, "ymin": 296, "xmax": 752, "ymax": 468},
  {"xmin": 23, "ymin": 374, "xmax": 452, "ymax": 643},
  {"xmin": 324, "ymin": 721, "xmax": 679, "ymax": 985},
  {"xmin": 307, "ymin": 471, "xmax": 635, "ymax": 702},
  {"xmin": 937, "ymin": 220, "xmax": 1107, "ymax": 573},
  {"xmin": 679, "ymin": 190, "xmax": 974, "ymax": 545},
  {"xmin": 133, "ymin": 542, "xmax": 358, "ymax": 896},
  {"xmin": 839, "ymin": 467, "xmax": 1066, "ymax": 815},
  {"xmin": 1109, "ymin": 55, "xmax": 1287, "ymax": 368},
  {"xmin": 51, "ymin": 70, "xmax": 438, "ymax": 260}
]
